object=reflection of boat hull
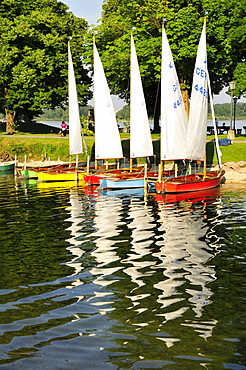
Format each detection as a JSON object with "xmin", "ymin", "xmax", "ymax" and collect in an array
[
  {"xmin": 97, "ymin": 170, "xmax": 180, "ymax": 189},
  {"xmin": 86, "ymin": 169, "xmax": 180, "ymax": 189},
  {"xmin": 83, "ymin": 185, "xmax": 144, "ymax": 198},
  {"xmin": 102, "ymin": 188, "xmax": 145, "ymax": 197},
  {"xmin": 156, "ymin": 186, "xmax": 221, "ymax": 203},
  {"xmin": 0, "ymin": 161, "xmax": 15, "ymax": 172},
  {"xmin": 37, "ymin": 180, "xmax": 86, "ymax": 190},
  {"xmin": 155, "ymin": 170, "xmax": 225, "ymax": 193}
]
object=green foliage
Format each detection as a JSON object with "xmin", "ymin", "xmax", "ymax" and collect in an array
[
  {"xmin": 82, "ymin": 128, "xmax": 94, "ymax": 136},
  {"xmin": 36, "ymin": 108, "xmax": 67, "ymax": 121},
  {"xmin": 209, "ymin": 102, "xmax": 246, "ymax": 119},
  {"xmin": 0, "ymin": 0, "xmax": 92, "ymax": 128},
  {"xmin": 234, "ymin": 63, "xmax": 246, "ymax": 98},
  {"xmin": 36, "ymin": 106, "xmax": 93, "ymax": 122},
  {"xmin": 90, "ymin": 0, "xmax": 246, "ymax": 131},
  {"xmin": 116, "ymin": 105, "xmax": 130, "ymax": 120},
  {"xmin": 4, "ymin": 141, "xmax": 26, "ymax": 157}
]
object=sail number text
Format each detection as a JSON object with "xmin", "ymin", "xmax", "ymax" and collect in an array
[
  {"xmin": 196, "ymin": 67, "xmax": 207, "ymax": 78},
  {"xmin": 173, "ymin": 96, "xmax": 182, "ymax": 109},
  {"xmin": 173, "ymin": 82, "xmax": 182, "ymax": 108},
  {"xmin": 194, "ymin": 84, "xmax": 208, "ymax": 98}
]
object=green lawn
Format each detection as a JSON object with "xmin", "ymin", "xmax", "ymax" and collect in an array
[{"xmin": 0, "ymin": 130, "xmax": 245, "ymax": 164}]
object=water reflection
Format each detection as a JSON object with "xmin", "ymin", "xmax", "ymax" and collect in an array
[
  {"xmin": 154, "ymin": 190, "xmax": 222, "ymax": 341},
  {"xmin": 65, "ymin": 189, "xmax": 85, "ymax": 295},
  {"xmin": 83, "ymin": 187, "xmax": 223, "ymax": 343},
  {"xmin": 0, "ymin": 178, "xmax": 245, "ymax": 369}
]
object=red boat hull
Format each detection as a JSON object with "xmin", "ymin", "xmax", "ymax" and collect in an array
[
  {"xmin": 84, "ymin": 169, "xmax": 174, "ymax": 186},
  {"xmin": 154, "ymin": 170, "xmax": 225, "ymax": 193},
  {"xmin": 84, "ymin": 168, "xmax": 146, "ymax": 185}
]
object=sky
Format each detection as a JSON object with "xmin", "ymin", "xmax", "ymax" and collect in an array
[
  {"xmin": 62, "ymin": 0, "xmax": 103, "ymax": 25},
  {"xmin": 62, "ymin": 0, "xmax": 245, "ymax": 106}
]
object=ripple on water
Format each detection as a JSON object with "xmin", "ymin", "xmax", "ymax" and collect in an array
[{"xmin": 0, "ymin": 180, "xmax": 245, "ymax": 369}]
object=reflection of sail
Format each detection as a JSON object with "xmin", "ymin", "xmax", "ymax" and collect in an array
[
  {"xmin": 88, "ymin": 193, "xmax": 124, "ymax": 315},
  {"xmin": 155, "ymin": 197, "xmax": 221, "ymax": 339},
  {"xmin": 65, "ymin": 190, "xmax": 85, "ymax": 291},
  {"xmin": 122, "ymin": 199, "xmax": 156, "ymax": 296},
  {"xmin": 90, "ymin": 195, "xmax": 122, "ymax": 268}
]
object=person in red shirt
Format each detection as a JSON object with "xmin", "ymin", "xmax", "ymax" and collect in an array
[{"xmin": 59, "ymin": 121, "xmax": 68, "ymax": 136}]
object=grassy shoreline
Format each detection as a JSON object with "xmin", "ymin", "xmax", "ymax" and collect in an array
[{"xmin": 0, "ymin": 131, "xmax": 245, "ymax": 165}]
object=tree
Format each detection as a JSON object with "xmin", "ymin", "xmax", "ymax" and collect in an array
[
  {"xmin": 92, "ymin": 0, "xmax": 246, "ymax": 133},
  {"xmin": 0, "ymin": 0, "xmax": 92, "ymax": 133},
  {"xmin": 234, "ymin": 63, "xmax": 246, "ymax": 98},
  {"xmin": 116, "ymin": 104, "xmax": 130, "ymax": 120}
]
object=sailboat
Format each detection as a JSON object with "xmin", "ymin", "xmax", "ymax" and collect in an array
[
  {"xmin": 20, "ymin": 42, "xmax": 87, "ymax": 182},
  {"xmin": 83, "ymin": 40, "xmax": 129, "ymax": 185},
  {"xmin": 85, "ymin": 36, "xmax": 156, "ymax": 189},
  {"xmin": 154, "ymin": 20, "xmax": 225, "ymax": 194},
  {"xmin": 97, "ymin": 34, "xmax": 158, "ymax": 189},
  {"xmin": 93, "ymin": 41, "xmax": 124, "ymax": 164}
]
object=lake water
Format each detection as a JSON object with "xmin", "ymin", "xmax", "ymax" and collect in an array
[
  {"xmin": 40, "ymin": 120, "xmax": 246, "ymax": 132},
  {"xmin": 0, "ymin": 175, "xmax": 246, "ymax": 369}
]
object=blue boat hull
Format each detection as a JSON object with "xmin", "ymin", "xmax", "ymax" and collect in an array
[{"xmin": 99, "ymin": 178, "xmax": 145, "ymax": 189}]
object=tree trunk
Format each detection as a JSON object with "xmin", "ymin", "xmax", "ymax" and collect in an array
[
  {"xmin": 5, "ymin": 109, "xmax": 16, "ymax": 134},
  {"xmin": 152, "ymin": 85, "xmax": 189, "ymax": 133},
  {"xmin": 182, "ymin": 88, "xmax": 190, "ymax": 119}
]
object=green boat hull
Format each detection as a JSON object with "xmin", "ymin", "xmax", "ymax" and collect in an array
[{"xmin": 0, "ymin": 161, "xmax": 15, "ymax": 172}]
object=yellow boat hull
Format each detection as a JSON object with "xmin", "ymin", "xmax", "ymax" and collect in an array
[
  {"xmin": 19, "ymin": 167, "xmax": 87, "ymax": 182},
  {"xmin": 36, "ymin": 170, "xmax": 86, "ymax": 182}
]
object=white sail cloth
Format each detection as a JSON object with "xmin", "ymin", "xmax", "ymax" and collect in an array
[
  {"xmin": 160, "ymin": 27, "xmax": 188, "ymax": 161},
  {"xmin": 68, "ymin": 42, "xmax": 83, "ymax": 156},
  {"xmin": 93, "ymin": 42, "xmax": 123, "ymax": 160},
  {"xmin": 186, "ymin": 21, "xmax": 208, "ymax": 160},
  {"xmin": 130, "ymin": 35, "xmax": 153, "ymax": 159}
]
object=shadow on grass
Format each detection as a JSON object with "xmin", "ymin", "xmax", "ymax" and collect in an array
[
  {"xmin": 17, "ymin": 122, "xmax": 59, "ymax": 135},
  {"xmin": 0, "ymin": 121, "xmax": 58, "ymax": 135},
  {"xmin": 206, "ymin": 140, "xmax": 216, "ymax": 168}
]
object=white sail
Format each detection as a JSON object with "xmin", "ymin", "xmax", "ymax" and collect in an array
[
  {"xmin": 93, "ymin": 42, "xmax": 123, "ymax": 160},
  {"xmin": 130, "ymin": 35, "xmax": 153, "ymax": 158},
  {"xmin": 68, "ymin": 42, "xmax": 83, "ymax": 156},
  {"xmin": 186, "ymin": 21, "xmax": 208, "ymax": 160},
  {"xmin": 160, "ymin": 26, "xmax": 188, "ymax": 161}
]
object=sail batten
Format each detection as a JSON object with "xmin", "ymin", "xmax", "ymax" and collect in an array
[
  {"xmin": 93, "ymin": 42, "xmax": 123, "ymax": 160},
  {"xmin": 130, "ymin": 35, "xmax": 153, "ymax": 159},
  {"xmin": 68, "ymin": 42, "xmax": 83, "ymax": 156},
  {"xmin": 160, "ymin": 27, "xmax": 188, "ymax": 161}
]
